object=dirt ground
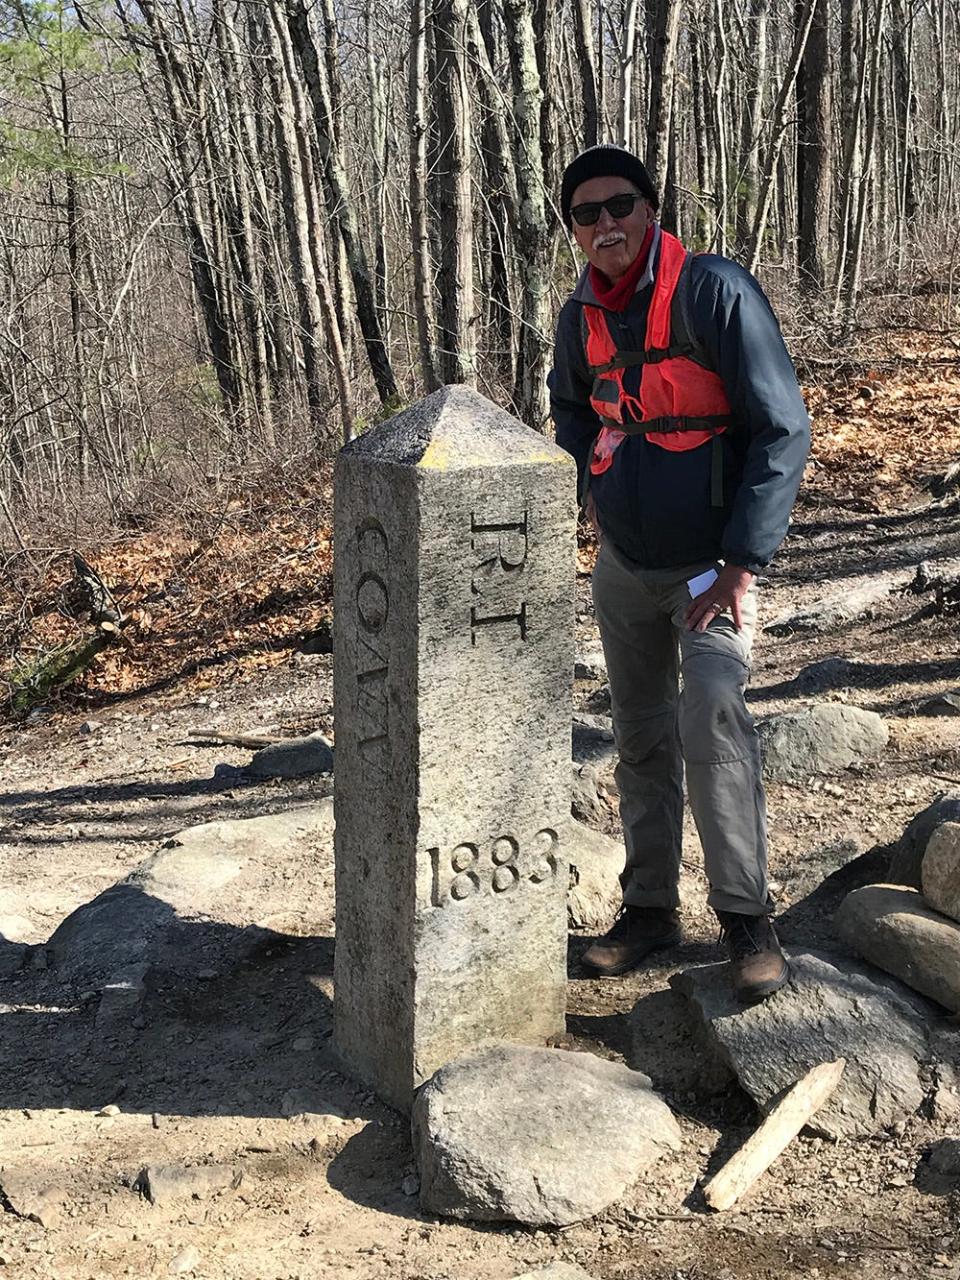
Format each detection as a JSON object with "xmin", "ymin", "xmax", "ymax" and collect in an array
[{"xmin": 3, "ymin": 356, "xmax": 960, "ymax": 1278}]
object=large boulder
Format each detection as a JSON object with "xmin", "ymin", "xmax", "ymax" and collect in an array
[
  {"xmin": 46, "ymin": 801, "xmax": 335, "ymax": 978},
  {"xmin": 672, "ymin": 949, "xmax": 938, "ymax": 1138},
  {"xmin": 412, "ymin": 1043, "xmax": 679, "ymax": 1226},
  {"xmin": 836, "ymin": 883, "xmax": 960, "ymax": 1013},
  {"xmin": 566, "ymin": 822, "xmax": 623, "ymax": 931},
  {"xmin": 758, "ymin": 704, "xmax": 888, "ymax": 782},
  {"xmin": 922, "ymin": 823, "xmax": 960, "ymax": 923},
  {"xmin": 888, "ymin": 795, "xmax": 960, "ymax": 889},
  {"xmin": 247, "ymin": 731, "xmax": 333, "ymax": 779}
]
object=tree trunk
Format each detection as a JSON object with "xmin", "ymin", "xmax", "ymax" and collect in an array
[
  {"xmin": 796, "ymin": 0, "xmax": 833, "ymax": 289},
  {"xmin": 432, "ymin": 0, "xmax": 477, "ymax": 385}
]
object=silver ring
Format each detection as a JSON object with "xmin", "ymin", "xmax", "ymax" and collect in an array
[{"xmin": 710, "ymin": 603, "xmax": 722, "ymax": 614}]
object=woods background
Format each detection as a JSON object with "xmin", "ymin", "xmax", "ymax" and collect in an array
[{"xmin": 0, "ymin": 0, "xmax": 958, "ymax": 542}]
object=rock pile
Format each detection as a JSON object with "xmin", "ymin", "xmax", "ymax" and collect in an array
[{"xmin": 837, "ymin": 809, "xmax": 960, "ymax": 1014}]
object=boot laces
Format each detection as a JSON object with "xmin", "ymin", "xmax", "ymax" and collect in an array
[{"xmin": 718, "ymin": 914, "xmax": 770, "ymax": 960}]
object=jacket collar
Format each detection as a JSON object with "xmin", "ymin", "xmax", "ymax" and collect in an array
[{"xmin": 571, "ymin": 223, "xmax": 661, "ymax": 309}]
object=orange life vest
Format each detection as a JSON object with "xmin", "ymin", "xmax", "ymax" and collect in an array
[{"xmin": 583, "ymin": 228, "xmax": 731, "ymax": 506}]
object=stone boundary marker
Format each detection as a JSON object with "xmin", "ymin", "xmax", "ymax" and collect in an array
[{"xmin": 333, "ymin": 385, "xmax": 576, "ymax": 1110}]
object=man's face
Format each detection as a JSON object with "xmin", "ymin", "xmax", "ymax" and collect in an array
[{"xmin": 570, "ymin": 176, "xmax": 654, "ymax": 282}]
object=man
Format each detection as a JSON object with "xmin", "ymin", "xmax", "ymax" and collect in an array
[{"xmin": 549, "ymin": 145, "xmax": 810, "ymax": 1003}]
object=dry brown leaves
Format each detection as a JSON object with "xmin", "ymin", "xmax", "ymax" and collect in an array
[
  {"xmin": 2, "ymin": 330, "xmax": 959, "ymax": 715},
  {"xmin": 0, "ymin": 465, "xmax": 334, "ymax": 713},
  {"xmin": 805, "ymin": 329, "xmax": 960, "ymax": 510}
]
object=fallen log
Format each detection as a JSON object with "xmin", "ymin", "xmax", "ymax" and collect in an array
[{"xmin": 703, "ymin": 1058, "xmax": 846, "ymax": 1212}]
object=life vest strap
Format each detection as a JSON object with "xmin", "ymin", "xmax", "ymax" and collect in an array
[
  {"xmin": 592, "ymin": 344, "xmax": 691, "ymax": 374},
  {"xmin": 606, "ymin": 414, "xmax": 729, "ymax": 436}
]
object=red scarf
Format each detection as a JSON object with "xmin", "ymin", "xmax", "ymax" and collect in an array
[{"xmin": 588, "ymin": 224, "xmax": 655, "ymax": 313}]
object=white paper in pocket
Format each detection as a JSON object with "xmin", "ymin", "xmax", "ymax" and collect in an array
[{"xmin": 687, "ymin": 568, "xmax": 719, "ymax": 598}]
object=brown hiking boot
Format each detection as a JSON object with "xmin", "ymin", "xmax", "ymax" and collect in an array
[
  {"xmin": 717, "ymin": 911, "xmax": 789, "ymax": 1003},
  {"xmin": 581, "ymin": 906, "xmax": 681, "ymax": 977}
]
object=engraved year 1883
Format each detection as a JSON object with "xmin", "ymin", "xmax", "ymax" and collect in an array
[{"xmin": 429, "ymin": 830, "xmax": 562, "ymax": 907}]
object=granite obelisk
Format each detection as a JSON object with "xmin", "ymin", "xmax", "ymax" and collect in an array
[{"xmin": 333, "ymin": 385, "xmax": 576, "ymax": 1109}]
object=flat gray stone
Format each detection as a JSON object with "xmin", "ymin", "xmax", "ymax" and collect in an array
[
  {"xmin": 574, "ymin": 651, "xmax": 606, "ymax": 682},
  {"xmin": 572, "ymin": 714, "xmax": 616, "ymax": 768},
  {"xmin": 888, "ymin": 795, "xmax": 960, "ymax": 889},
  {"xmin": 334, "ymin": 387, "xmax": 576, "ymax": 1111},
  {"xmin": 672, "ymin": 949, "xmax": 936, "ymax": 1138},
  {"xmin": 247, "ymin": 731, "xmax": 333, "ymax": 778},
  {"xmin": 836, "ymin": 884, "xmax": 960, "ymax": 1013},
  {"xmin": 764, "ymin": 581, "xmax": 891, "ymax": 636},
  {"xmin": 0, "ymin": 1169, "xmax": 65, "ymax": 1228},
  {"xmin": 789, "ymin": 657, "xmax": 875, "ymax": 694},
  {"xmin": 918, "ymin": 692, "xmax": 960, "ymax": 717},
  {"xmin": 923, "ymin": 823, "xmax": 960, "ymax": 923},
  {"xmin": 570, "ymin": 763, "xmax": 605, "ymax": 826},
  {"xmin": 46, "ymin": 801, "xmax": 335, "ymax": 978},
  {"xmin": 758, "ymin": 704, "xmax": 888, "ymax": 782},
  {"xmin": 929, "ymin": 1137, "xmax": 960, "ymax": 1176},
  {"xmin": 136, "ymin": 1163, "xmax": 241, "ymax": 1205},
  {"xmin": 412, "ymin": 1043, "xmax": 679, "ymax": 1225},
  {"xmin": 566, "ymin": 821, "xmax": 622, "ymax": 930}
]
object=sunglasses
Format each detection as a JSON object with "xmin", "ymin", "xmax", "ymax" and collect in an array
[{"xmin": 570, "ymin": 192, "xmax": 644, "ymax": 226}]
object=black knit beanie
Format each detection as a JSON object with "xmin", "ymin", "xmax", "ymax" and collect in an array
[{"xmin": 560, "ymin": 145, "xmax": 659, "ymax": 227}]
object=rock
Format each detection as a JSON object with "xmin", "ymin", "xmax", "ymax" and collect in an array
[
  {"xmin": 98, "ymin": 1104, "xmax": 120, "ymax": 1117},
  {"xmin": 79, "ymin": 720, "xmax": 102, "ymax": 735},
  {"xmin": 279, "ymin": 1087, "xmax": 347, "ymax": 1120},
  {"xmin": 0, "ymin": 1171, "xmax": 65, "ymax": 1229},
  {"xmin": 574, "ymin": 652, "xmax": 606, "ymax": 682},
  {"xmin": 918, "ymin": 692, "xmax": 960, "ymax": 717},
  {"xmin": 928, "ymin": 1137, "xmax": 960, "ymax": 1176},
  {"xmin": 585, "ymin": 683, "xmax": 611, "ymax": 714},
  {"xmin": 0, "ymin": 941, "xmax": 29, "ymax": 979},
  {"xmin": 571, "ymin": 764, "xmax": 606, "ymax": 826},
  {"xmin": 167, "ymin": 1246, "xmax": 201, "ymax": 1276},
  {"xmin": 758, "ymin": 704, "xmax": 888, "ymax": 782},
  {"xmin": 96, "ymin": 964, "xmax": 149, "ymax": 1028},
  {"xmin": 764, "ymin": 581, "xmax": 891, "ymax": 636},
  {"xmin": 572, "ymin": 714, "xmax": 617, "ymax": 768},
  {"xmin": 45, "ymin": 801, "xmax": 335, "ymax": 979},
  {"xmin": 401, "ymin": 1174, "xmax": 420, "ymax": 1196},
  {"xmin": 412, "ymin": 1043, "xmax": 680, "ymax": 1225},
  {"xmin": 512, "ymin": 1267, "xmax": 595, "ymax": 1280},
  {"xmin": 672, "ymin": 949, "xmax": 937, "ymax": 1138},
  {"xmin": 836, "ymin": 884, "xmax": 960, "ymax": 1013},
  {"xmin": 566, "ymin": 822, "xmax": 622, "ymax": 930},
  {"xmin": 889, "ymin": 796, "xmax": 960, "ymax": 889},
  {"xmin": 923, "ymin": 823, "xmax": 960, "ymax": 923},
  {"xmin": 136, "ymin": 1163, "xmax": 241, "ymax": 1205},
  {"xmin": 247, "ymin": 731, "xmax": 334, "ymax": 779},
  {"xmin": 789, "ymin": 657, "xmax": 872, "ymax": 694},
  {"xmin": 333, "ymin": 387, "xmax": 575, "ymax": 1111}
]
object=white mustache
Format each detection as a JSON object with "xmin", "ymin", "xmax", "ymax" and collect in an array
[{"xmin": 593, "ymin": 230, "xmax": 626, "ymax": 250}]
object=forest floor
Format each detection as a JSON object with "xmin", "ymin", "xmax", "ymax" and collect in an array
[{"xmin": 1, "ymin": 328, "xmax": 960, "ymax": 1279}]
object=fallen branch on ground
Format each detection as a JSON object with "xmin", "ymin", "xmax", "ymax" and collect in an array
[{"xmin": 703, "ymin": 1058, "xmax": 846, "ymax": 1212}]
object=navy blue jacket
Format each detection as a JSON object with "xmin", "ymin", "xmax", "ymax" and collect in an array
[{"xmin": 548, "ymin": 227, "xmax": 810, "ymax": 573}]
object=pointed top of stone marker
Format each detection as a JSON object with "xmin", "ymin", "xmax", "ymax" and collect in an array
[{"xmin": 340, "ymin": 384, "xmax": 573, "ymax": 471}]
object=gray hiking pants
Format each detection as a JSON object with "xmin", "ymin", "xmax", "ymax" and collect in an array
[{"xmin": 591, "ymin": 540, "xmax": 769, "ymax": 917}]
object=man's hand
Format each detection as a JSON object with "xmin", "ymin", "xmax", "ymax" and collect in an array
[{"xmin": 685, "ymin": 563, "xmax": 755, "ymax": 633}]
